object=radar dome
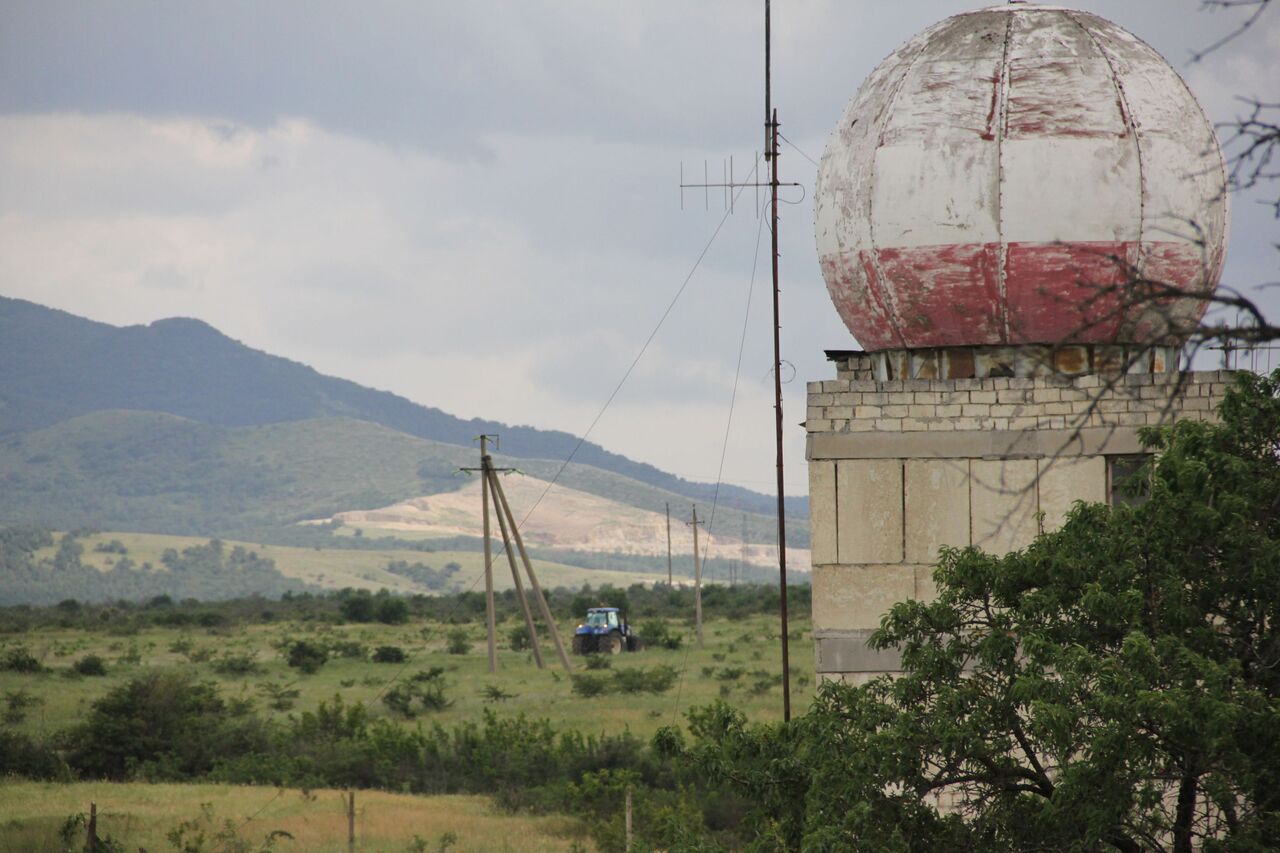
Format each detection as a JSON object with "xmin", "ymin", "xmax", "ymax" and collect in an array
[{"xmin": 814, "ymin": 4, "xmax": 1228, "ymax": 351}]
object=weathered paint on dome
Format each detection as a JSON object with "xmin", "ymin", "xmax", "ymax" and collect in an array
[{"xmin": 814, "ymin": 4, "xmax": 1228, "ymax": 351}]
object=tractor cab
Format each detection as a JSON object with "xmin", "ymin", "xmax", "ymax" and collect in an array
[{"xmin": 572, "ymin": 607, "xmax": 643, "ymax": 654}]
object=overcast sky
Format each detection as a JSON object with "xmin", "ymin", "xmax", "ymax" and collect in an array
[{"xmin": 1, "ymin": 1, "xmax": 1276, "ymax": 496}]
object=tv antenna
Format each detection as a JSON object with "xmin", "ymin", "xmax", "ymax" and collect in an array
[{"xmin": 678, "ymin": 0, "xmax": 796, "ymax": 721}]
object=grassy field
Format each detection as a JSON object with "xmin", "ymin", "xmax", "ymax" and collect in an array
[
  {"xmin": 51, "ymin": 530, "xmax": 666, "ymax": 594},
  {"xmin": 1, "ymin": 611, "xmax": 812, "ymax": 741},
  {"xmin": 0, "ymin": 781, "xmax": 592, "ymax": 852}
]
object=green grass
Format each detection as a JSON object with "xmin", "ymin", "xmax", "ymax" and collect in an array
[
  {"xmin": 0, "ymin": 781, "xmax": 592, "ymax": 852},
  {"xmin": 0, "ymin": 612, "xmax": 812, "ymax": 740}
]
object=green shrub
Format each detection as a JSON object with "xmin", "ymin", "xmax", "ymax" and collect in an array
[
  {"xmin": 445, "ymin": 629, "xmax": 472, "ymax": 655},
  {"xmin": 3, "ymin": 689, "xmax": 43, "ymax": 724},
  {"xmin": 73, "ymin": 655, "xmax": 108, "ymax": 676},
  {"xmin": 508, "ymin": 625, "xmax": 531, "ymax": 651},
  {"xmin": 285, "ymin": 640, "xmax": 328, "ymax": 674},
  {"xmin": 375, "ymin": 596, "xmax": 410, "ymax": 625},
  {"xmin": 584, "ymin": 655, "xmax": 612, "ymax": 670},
  {"xmin": 63, "ymin": 670, "xmax": 264, "ymax": 780},
  {"xmin": 371, "ymin": 645, "xmax": 407, "ymax": 664},
  {"xmin": 639, "ymin": 619, "xmax": 683, "ymax": 650},
  {"xmin": 1, "ymin": 646, "xmax": 42, "ymax": 673},
  {"xmin": 612, "ymin": 665, "xmax": 678, "ymax": 695},
  {"xmin": 571, "ymin": 673, "xmax": 610, "ymax": 698},
  {"xmin": 211, "ymin": 651, "xmax": 262, "ymax": 676},
  {"xmin": 0, "ymin": 730, "xmax": 70, "ymax": 781},
  {"xmin": 382, "ymin": 668, "xmax": 450, "ymax": 717}
]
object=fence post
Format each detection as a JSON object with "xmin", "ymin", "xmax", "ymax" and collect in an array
[
  {"xmin": 87, "ymin": 802, "xmax": 98, "ymax": 853},
  {"xmin": 347, "ymin": 790, "xmax": 356, "ymax": 853},
  {"xmin": 625, "ymin": 786, "xmax": 633, "ymax": 852}
]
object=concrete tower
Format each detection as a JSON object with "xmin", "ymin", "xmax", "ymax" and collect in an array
[{"xmin": 807, "ymin": 3, "xmax": 1233, "ymax": 684}]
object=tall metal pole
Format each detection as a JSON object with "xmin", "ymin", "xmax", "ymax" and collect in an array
[
  {"xmin": 665, "ymin": 502, "xmax": 673, "ymax": 586},
  {"xmin": 480, "ymin": 436, "xmax": 497, "ymax": 673},
  {"xmin": 765, "ymin": 0, "xmax": 792, "ymax": 722},
  {"xmin": 690, "ymin": 505, "xmax": 703, "ymax": 649}
]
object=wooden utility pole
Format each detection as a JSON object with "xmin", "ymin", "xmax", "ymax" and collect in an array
[
  {"xmin": 665, "ymin": 502, "xmax": 673, "ymax": 586},
  {"xmin": 688, "ymin": 506, "xmax": 704, "ymax": 649},
  {"xmin": 87, "ymin": 803, "xmax": 98, "ymax": 853},
  {"xmin": 488, "ymin": 463, "xmax": 546, "ymax": 669},
  {"xmin": 479, "ymin": 436, "xmax": 497, "ymax": 673},
  {"xmin": 487, "ymin": 467, "xmax": 573, "ymax": 673}
]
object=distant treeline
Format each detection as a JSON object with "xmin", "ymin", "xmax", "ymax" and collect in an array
[
  {"xmin": 0, "ymin": 574, "xmax": 812, "ymax": 635},
  {"xmin": 0, "ymin": 526, "xmax": 311, "ymax": 606}
]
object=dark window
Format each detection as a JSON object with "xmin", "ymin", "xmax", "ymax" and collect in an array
[{"xmin": 1108, "ymin": 455, "xmax": 1150, "ymax": 507}]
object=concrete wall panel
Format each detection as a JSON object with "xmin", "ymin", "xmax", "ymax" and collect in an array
[
  {"xmin": 836, "ymin": 459, "xmax": 904, "ymax": 563},
  {"xmin": 1038, "ymin": 455, "xmax": 1106, "ymax": 532},
  {"xmin": 904, "ymin": 459, "xmax": 971, "ymax": 562},
  {"xmin": 808, "ymin": 460, "xmax": 838, "ymax": 565},
  {"xmin": 970, "ymin": 458, "xmax": 1039, "ymax": 554},
  {"xmin": 812, "ymin": 563, "xmax": 916, "ymax": 631}
]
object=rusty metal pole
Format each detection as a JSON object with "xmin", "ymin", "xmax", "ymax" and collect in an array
[
  {"xmin": 488, "ymin": 467, "xmax": 573, "ymax": 672},
  {"xmin": 480, "ymin": 437, "xmax": 497, "ymax": 673},
  {"xmin": 690, "ymin": 506, "xmax": 703, "ymax": 649},
  {"xmin": 765, "ymin": 0, "xmax": 793, "ymax": 722},
  {"xmin": 487, "ymin": 463, "xmax": 545, "ymax": 669}
]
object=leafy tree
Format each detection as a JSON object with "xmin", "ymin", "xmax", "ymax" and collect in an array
[
  {"xmin": 63, "ymin": 670, "xmax": 263, "ymax": 779},
  {"xmin": 682, "ymin": 371, "xmax": 1280, "ymax": 851}
]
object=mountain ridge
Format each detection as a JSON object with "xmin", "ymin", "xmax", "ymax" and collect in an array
[{"xmin": 0, "ymin": 295, "xmax": 807, "ymax": 517}]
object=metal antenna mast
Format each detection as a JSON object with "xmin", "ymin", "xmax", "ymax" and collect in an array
[
  {"xmin": 765, "ymin": 0, "xmax": 793, "ymax": 724},
  {"xmin": 678, "ymin": 0, "xmax": 793, "ymax": 721}
]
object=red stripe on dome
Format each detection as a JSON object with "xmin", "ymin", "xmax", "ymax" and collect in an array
[{"xmin": 821, "ymin": 241, "xmax": 1211, "ymax": 349}]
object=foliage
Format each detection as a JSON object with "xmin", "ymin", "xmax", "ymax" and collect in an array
[
  {"xmin": 165, "ymin": 802, "xmax": 293, "ymax": 853},
  {"xmin": 381, "ymin": 668, "xmax": 451, "ymax": 717},
  {"xmin": 1, "ymin": 645, "xmax": 43, "ymax": 673},
  {"xmin": 3, "ymin": 688, "xmax": 43, "ymax": 724},
  {"xmin": 284, "ymin": 641, "xmax": 327, "ymax": 675},
  {"xmin": 73, "ymin": 654, "xmax": 108, "ymax": 676},
  {"xmin": 611, "ymin": 666, "xmax": 678, "ymax": 695},
  {"xmin": 571, "ymin": 673, "xmax": 610, "ymax": 698},
  {"xmin": 508, "ymin": 624, "xmax": 531, "ymax": 651},
  {"xmin": 639, "ymin": 619, "xmax": 683, "ymax": 650},
  {"xmin": 0, "ymin": 729, "xmax": 70, "ymax": 780},
  {"xmin": 61, "ymin": 670, "xmax": 267, "ymax": 780},
  {"xmin": 255, "ymin": 681, "xmax": 300, "ymax": 712},
  {"xmin": 371, "ymin": 645, "xmax": 408, "ymax": 664},
  {"xmin": 679, "ymin": 371, "xmax": 1280, "ymax": 851},
  {"xmin": 445, "ymin": 629, "xmax": 472, "ymax": 655}
]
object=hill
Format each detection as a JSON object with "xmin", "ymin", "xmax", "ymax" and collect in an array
[
  {"xmin": 0, "ymin": 295, "xmax": 807, "ymax": 518},
  {"xmin": 0, "ymin": 410, "xmax": 809, "ymax": 550}
]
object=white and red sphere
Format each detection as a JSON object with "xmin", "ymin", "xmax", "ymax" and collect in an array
[{"xmin": 814, "ymin": 3, "xmax": 1228, "ymax": 351}]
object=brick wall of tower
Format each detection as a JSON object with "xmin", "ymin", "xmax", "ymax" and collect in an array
[{"xmin": 805, "ymin": 356, "xmax": 1235, "ymax": 685}]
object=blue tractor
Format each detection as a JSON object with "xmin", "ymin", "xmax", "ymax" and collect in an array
[{"xmin": 572, "ymin": 607, "xmax": 644, "ymax": 655}]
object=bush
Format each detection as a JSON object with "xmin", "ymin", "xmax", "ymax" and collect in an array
[
  {"xmin": 508, "ymin": 625, "xmax": 531, "ymax": 651},
  {"xmin": 286, "ymin": 641, "xmax": 328, "ymax": 674},
  {"xmin": 3, "ymin": 689, "xmax": 43, "ymax": 725},
  {"xmin": 382, "ymin": 668, "xmax": 451, "ymax": 717},
  {"xmin": 73, "ymin": 655, "xmax": 108, "ymax": 676},
  {"xmin": 1, "ymin": 646, "xmax": 42, "ymax": 673},
  {"xmin": 639, "ymin": 620, "xmax": 683, "ymax": 650},
  {"xmin": 211, "ymin": 651, "xmax": 262, "ymax": 676},
  {"xmin": 63, "ymin": 670, "xmax": 263, "ymax": 780},
  {"xmin": 0, "ymin": 730, "xmax": 70, "ymax": 781},
  {"xmin": 371, "ymin": 645, "xmax": 407, "ymax": 664},
  {"xmin": 445, "ymin": 629, "xmax": 472, "ymax": 655},
  {"xmin": 374, "ymin": 596, "xmax": 410, "ymax": 625},
  {"xmin": 571, "ymin": 673, "xmax": 610, "ymax": 698},
  {"xmin": 584, "ymin": 655, "xmax": 612, "ymax": 670}
]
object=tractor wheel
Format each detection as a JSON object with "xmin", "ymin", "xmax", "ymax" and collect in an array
[
  {"xmin": 572, "ymin": 635, "xmax": 584, "ymax": 655},
  {"xmin": 604, "ymin": 633, "xmax": 623, "ymax": 655}
]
